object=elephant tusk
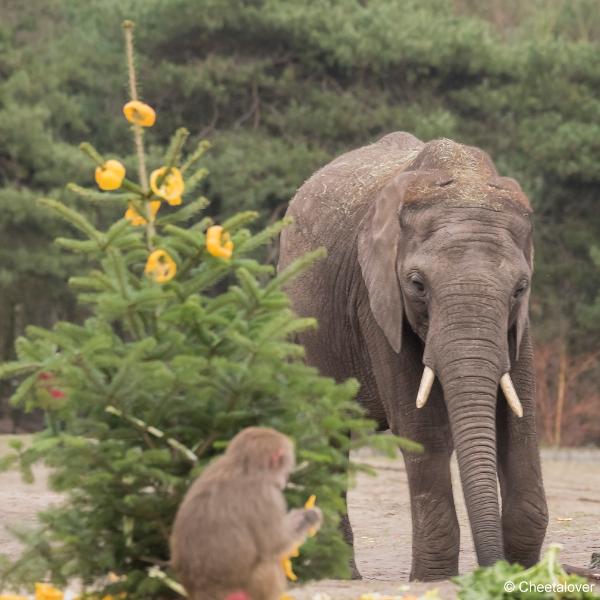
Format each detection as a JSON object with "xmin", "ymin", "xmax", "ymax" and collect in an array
[
  {"xmin": 500, "ymin": 373, "xmax": 523, "ymax": 418},
  {"xmin": 416, "ymin": 366, "xmax": 435, "ymax": 409}
]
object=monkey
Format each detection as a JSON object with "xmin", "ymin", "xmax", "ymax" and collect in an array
[{"xmin": 170, "ymin": 427, "xmax": 323, "ymax": 600}]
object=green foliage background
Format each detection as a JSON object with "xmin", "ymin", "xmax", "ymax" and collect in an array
[{"xmin": 0, "ymin": 1, "xmax": 599, "ymax": 423}]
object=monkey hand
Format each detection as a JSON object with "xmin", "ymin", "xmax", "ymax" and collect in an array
[
  {"xmin": 289, "ymin": 506, "xmax": 323, "ymax": 537},
  {"xmin": 304, "ymin": 506, "xmax": 323, "ymax": 538},
  {"xmin": 304, "ymin": 506, "xmax": 323, "ymax": 531}
]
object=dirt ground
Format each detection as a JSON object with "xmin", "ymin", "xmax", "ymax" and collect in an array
[{"xmin": 0, "ymin": 437, "xmax": 598, "ymax": 599}]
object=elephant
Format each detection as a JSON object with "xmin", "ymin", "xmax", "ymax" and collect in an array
[{"xmin": 277, "ymin": 132, "xmax": 549, "ymax": 581}]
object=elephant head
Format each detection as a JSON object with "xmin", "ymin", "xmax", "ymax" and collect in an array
[{"xmin": 357, "ymin": 139, "xmax": 533, "ymax": 566}]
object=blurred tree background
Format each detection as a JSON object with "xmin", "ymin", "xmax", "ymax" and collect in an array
[{"xmin": 0, "ymin": 0, "xmax": 598, "ymax": 445}]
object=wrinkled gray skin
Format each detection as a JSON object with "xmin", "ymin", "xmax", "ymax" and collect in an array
[{"xmin": 278, "ymin": 132, "xmax": 548, "ymax": 581}]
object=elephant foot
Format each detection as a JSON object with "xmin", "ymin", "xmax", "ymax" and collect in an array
[
  {"xmin": 505, "ymin": 550, "xmax": 541, "ymax": 568},
  {"xmin": 410, "ymin": 547, "xmax": 459, "ymax": 583},
  {"xmin": 409, "ymin": 564, "xmax": 459, "ymax": 582},
  {"xmin": 502, "ymin": 497, "xmax": 548, "ymax": 567},
  {"xmin": 506, "ymin": 553, "xmax": 540, "ymax": 569}
]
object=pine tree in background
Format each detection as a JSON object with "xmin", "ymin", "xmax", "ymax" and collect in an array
[
  {"xmin": 2, "ymin": 0, "xmax": 600, "ymax": 444},
  {"xmin": 0, "ymin": 21, "xmax": 408, "ymax": 598}
]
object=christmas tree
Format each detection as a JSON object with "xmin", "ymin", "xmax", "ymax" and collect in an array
[{"xmin": 0, "ymin": 21, "xmax": 407, "ymax": 599}]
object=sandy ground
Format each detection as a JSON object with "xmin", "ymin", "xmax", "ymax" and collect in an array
[
  {"xmin": 296, "ymin": 448, "xmax": 600, "ymax": 598},
  {"xmin": 0, "ymin": 437, "xmax": 599, "ymax": 599}
]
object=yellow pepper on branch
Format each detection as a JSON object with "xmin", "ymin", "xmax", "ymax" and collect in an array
[
  {"xmin": 95, "ymin": 160, "xmax": 126, "ymax": 191},
  {"xmin": 125, "ymin": 200, "xmax": 161, "ymax": 227},
  {"xmin": 150, "ymin": 166, "xmax": 185, "ymax": 206},
  {"xmin": 121, "ymin": 20, "xmax": 153, "ymax": 249},
  {"xmin": 206, "ymin": 225, "xmax": 234, "ymax": 259},
  {"xmin": 123, "ymin": 100, "xmax": 156, "ymax": 127},
  {"xmin": 144, "ymin": 249, "xmax": 177, "ymax": 283}
]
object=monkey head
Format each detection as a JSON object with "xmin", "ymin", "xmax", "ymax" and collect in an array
[{"xmin": 225, "ymin": 426, "xmax": 296, "ymax": 490}]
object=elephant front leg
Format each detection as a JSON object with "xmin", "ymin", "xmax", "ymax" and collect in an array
[
  {"xmin": 497, "ymin": 435, "xmax": 547, "ymax": 566},
  {"xmin": 497, "ymin": 332, "xmax": 548, "ymax": 566},
  {"xmin": 387, "ymin": 353, "xmax": 459, "ymax": 580},
  {"xmin": 402, "ymin": 445, "xmax": 460, "ymax": 581}
]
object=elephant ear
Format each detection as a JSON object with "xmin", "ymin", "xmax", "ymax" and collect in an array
[
  {"xmin": 357, "ymin": 170, "xmax": 452, "ymax": 353},
  {"xmin": 514, "ymin": 233, "xmax": 534, "ymax": 361},
  {"xmin": 489, "ymin": 176, "xmax": 533, "ymax": 361}
]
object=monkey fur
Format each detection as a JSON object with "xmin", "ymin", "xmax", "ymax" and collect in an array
[{"xmin": 170, "ymin": 427, "xmax": 322, "ymax": 600}]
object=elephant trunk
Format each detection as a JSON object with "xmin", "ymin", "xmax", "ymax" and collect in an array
[
  {"xmin": 424, "ymin": 292, "xmax": 510, "ymax": 565},
  {"xmin": 442, "ymin": 366, "xmax": 504, "ymax": 565}
]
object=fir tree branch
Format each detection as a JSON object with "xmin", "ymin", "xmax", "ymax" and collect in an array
[
  {"xmin": 159, "ymin": 128, "xmax": 189, "ymax": 188},
  {"xmin": 122, "ymin": 21, "xmax": 154, "ymax": 246},
  {"xmin": 67, "ymin": 183, "xmax": 141, "ymax": 203},
  {"xmin": 106, "ymin": 248, "xmax": 146, "ymax": 339},
  {"xmin": 39, "ymin": 198, "xmax": 105, "ymax": 246},
  {"xmin": 180, "ymin": 139, "xmax": 211, "ymax": 174},
  {"xmin": 155, "ymin": 196, "xmax": 210, "ymax": 226},
  {"xmin": 106, "ymin": 406, "xmax": 197, "ymax": 463},
  {"xmin": 79, "ymin": 142, "xmax": 104, "ymax": 166},
  {"xmin": 148, "ymin": 566, "xmax": 188, "ymax": 597},
  {"xmin": 265, "ymin": 247, "xmax": 327, "ymax": 294},
  {"xmin": 181, "ymin": 166, "xmax": 208, "ymax": 196},
  {"xmin": 0, "ymin": 362, "xmax": 40, "ymax": 380},
  {"xmin": 73, "ymin": 355, "xmax": 106, "ymax": 391},
  {"xmin": 221, "ymin": 210, "xmax": 259, "ymax": 232}
]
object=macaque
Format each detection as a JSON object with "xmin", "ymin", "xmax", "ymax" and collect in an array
[{"xmin": 170, "ymin": 427, "xmax": 323, "ymax": 600}]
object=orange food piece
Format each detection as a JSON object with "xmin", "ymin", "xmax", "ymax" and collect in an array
[
  {"xmin": 206, "ymin": 225, "xmax": 234, "ymax": 259},
  {"xmin": 34, "ymin": 583, "xmax": 64, "ymax": 600},
  {"xmin": 123, "ymin": 100, "xmax": 156, "ymax": 127},
  {"xmin": 95, "ymin": 160, "xmax": 126, "ymax": 191},
  {"xmin": 150, "ymin": 167, "xmax": 184, "ymax": 206},
  {"xmin": 124, "ymin": 200, "xmax": 161, "ymax": 226},
  {"xmin": 144, "ymin": 249, "xmax": 177, "ymax": 283}
]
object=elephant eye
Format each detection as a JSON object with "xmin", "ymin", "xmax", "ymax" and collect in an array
[
  {"xmin": 409, "ymin": 274, "xmax": 426, "ymax": 294},
  {"xmin": 513, "ymin": 280, "xmax": 529, "ymax": 299}
]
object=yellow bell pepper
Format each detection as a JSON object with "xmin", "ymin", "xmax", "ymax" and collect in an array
[
  {"xmin": 281, "ymin": 495, "xmax": 318, "ymax": 581},
  {"xmin": 95, "ymin": 160, "xmax": 126, "ymax": 191},
  {"xmin": 281, "ymin": 545, "xmax": 300, "ymax": 581},
  {"xmin": 34, "ymin": 583, "xmax": 63, "ymax": 600},
  {"xmin": 124, "ymin": 200, "xmax": 161, "ymax": 226},
  {"xmin": 150, "ymin": 167, "xmax": 184, "ymax": 206},
  {"xmin": 206, "ymin": 225, "xmax": 234, "ymax": 259},
  {"xmin": 123, "ymin": 100, "xmax": 156, "ymax": 127},
  {"xmin": 144, "ymin": 249, "xmax": 177, "ymax": 283}
]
